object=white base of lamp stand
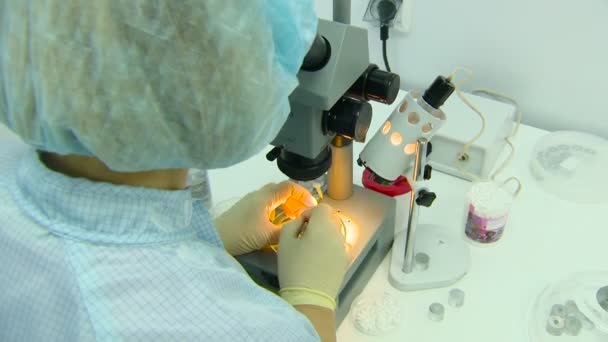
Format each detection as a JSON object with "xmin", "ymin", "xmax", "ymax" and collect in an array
[{"xmin": 389, "ymin": 224, "xmax": 470, "ymax": 291}]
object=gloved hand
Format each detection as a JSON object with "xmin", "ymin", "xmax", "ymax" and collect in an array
[
  {"xmin": 278, "ymin": 204, "xmax": 349, "ymax": 311},
  {"xmin": 214, "ymin": 181, "xmax": 317, "ymax": 256}
]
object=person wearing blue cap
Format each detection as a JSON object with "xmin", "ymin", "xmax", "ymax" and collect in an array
[{"xmin": 0, "ymin": 1, "xmax": 348, "ymax": 341}]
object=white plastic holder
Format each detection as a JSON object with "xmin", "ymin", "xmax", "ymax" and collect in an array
[
  {"xmin": 388, "ymin": 139, "xmax": 470, "ymax": 291},
  {"xmin": 389, "ymin": 223, "xmax": 470, "ymax": 291}
]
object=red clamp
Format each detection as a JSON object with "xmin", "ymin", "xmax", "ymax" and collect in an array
[{"xmin": 362, "ymin": 169, "xmax": 412, "ymax": 197}]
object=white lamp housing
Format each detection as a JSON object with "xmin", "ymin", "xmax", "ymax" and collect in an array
[
  {"xmin": 359, "ymin": 81, "xmax": 471, "ymax": 292},
  {"xmin": 359, "ymin": 90, "xmax": 447, "ymax": 181}
]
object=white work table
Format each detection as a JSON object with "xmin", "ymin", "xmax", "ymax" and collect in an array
[{"xmin": 208, "ymin": 91, "xmax": 608, "ymax": 342}]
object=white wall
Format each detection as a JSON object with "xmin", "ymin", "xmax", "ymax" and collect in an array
[{"xmin": 314, "ymin": 0, "xmax": 608, "ymax": 138}]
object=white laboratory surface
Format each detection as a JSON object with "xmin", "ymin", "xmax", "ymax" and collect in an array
[{"xmin": 208, "ymin": 91, "xmax": 608, "ymax": 342}]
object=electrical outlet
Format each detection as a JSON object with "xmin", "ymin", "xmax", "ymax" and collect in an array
[
  {"xmin": 363, "ymin": 0, "xmax": 413, "ymax": 33},
  {"xmin": 363, "ymin": 0, "xmax": 414, "ymax": 33},
  {"xmin": 393, "ymin": 0, "xmax": 413, "ymax": 33}
]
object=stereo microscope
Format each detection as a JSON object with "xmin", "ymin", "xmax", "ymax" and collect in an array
[{"xmin": 235, "ymin": 9, "xmax": 401, "ymax": 324}]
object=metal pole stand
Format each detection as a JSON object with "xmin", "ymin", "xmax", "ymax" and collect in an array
[{"xmin": 388, "ymin": 138, "xmax": 470, "ymax": 291}]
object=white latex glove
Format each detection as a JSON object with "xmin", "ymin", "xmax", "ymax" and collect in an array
[
  {"xmin": 278, "ymin": 204, "xmax": 349, "ymax": 311},
  {"xmin": 214, "ymin": 181, "xmax": 317, "ymax": 256}
]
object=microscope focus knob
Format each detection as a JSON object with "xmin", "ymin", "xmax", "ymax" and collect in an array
[
  {"xmin": 347, "ymin": 65, "xmax": 401, "ymax": 105},
  {"xmin": 366, "ymin": 68, "xmax": 400, "ymax": 105},
  {"xmin": 326, "ymin": 98, "xmax": 372, "ymax": 143}
]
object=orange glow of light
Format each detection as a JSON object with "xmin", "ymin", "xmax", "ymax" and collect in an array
[
  {"xmin": 270, "ymin": 211, "xmax": 360, "ymax": 257},
  {"xmin": 390, "ymin": 132, "xmax": 403, "ymax": 146},
  {"xmin": 404, "ymin": 143, "xmax": 417, "ymax": 155},
  {"xmin": 381, "ymin": 121, "xmax": 392, "ymax": 135},
  {"xmin": 337, "ymin": 213, "xmax": 359, "ymax": 255},
  {"xmin": 279, "ymin": 198, "xmax": 301, "ymax": 220},
  {"xmin": 280, "ymin": 196, "xmax": 316, "ymax": 220}
]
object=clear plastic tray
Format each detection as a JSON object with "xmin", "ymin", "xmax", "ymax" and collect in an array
[
  {"xmin": 528, "ymin": 271, "xmax": 608, "ymax": 341},
  {"xmin": 530, "ymin": 131, "xmax": 608, "ymax": 204}
]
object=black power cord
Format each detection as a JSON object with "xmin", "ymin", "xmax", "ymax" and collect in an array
[
  {"xmin": 381, "ymin": 26, "xmax": 391, "ymax": 72},
  {"xmin": 377, "ymin": 0, "xmax": 397, "ymax": 72}
]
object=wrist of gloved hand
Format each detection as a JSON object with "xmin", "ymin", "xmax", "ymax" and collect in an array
[
  {"xmin": 279, "ymin": 287, "xmax": 337, "ymax": 311},
  {"xmin": 277, "ymin": 205, "xmax": 348, "ymax": 312}
]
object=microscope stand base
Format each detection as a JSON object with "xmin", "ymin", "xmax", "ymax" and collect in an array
[{"xmin": 389, "ymin": 224, "xmax": 470, "ymax": 291}]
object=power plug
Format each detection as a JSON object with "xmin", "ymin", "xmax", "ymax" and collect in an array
[{"xmin": 363, "ymin": 0, "xmax": 412, "ymax": 33}]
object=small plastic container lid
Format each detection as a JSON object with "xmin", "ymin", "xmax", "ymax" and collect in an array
[
  {"xmin": 468, "ymin": 181, "xmax": 515, "ymax": 218},
  {"xmin": 530, "ymin": 131, "xmax": 608, "ymax": 204}
]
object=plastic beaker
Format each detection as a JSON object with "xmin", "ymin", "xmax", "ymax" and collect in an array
[{"xmin": 464, "ymin": 178, "xmax": 520, "ymax": 244}]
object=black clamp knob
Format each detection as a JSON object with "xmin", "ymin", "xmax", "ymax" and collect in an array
[
  {"xmin": 266, "ymin": 147, "xmax": 282, "ymax": 161},
  {"xmin": 422, "ymin": 76, "xmax": 455, "ymax": 110},
  {"xmin": 416, "ymin": 189, "xmax": 437, "ymax": 207},
  {"xmin": 423, "ymin": 165, "xmax": 433, "ymax": 180}
]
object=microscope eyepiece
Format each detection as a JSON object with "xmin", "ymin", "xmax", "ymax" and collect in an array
[{"xmin": 301, "ymin": 34, "xmax": 332, "ymax": 72}]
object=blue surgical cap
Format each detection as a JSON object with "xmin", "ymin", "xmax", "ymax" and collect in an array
[{"xmin": 0, "ymin": 0, "xmax": 317, "ymax": 171}]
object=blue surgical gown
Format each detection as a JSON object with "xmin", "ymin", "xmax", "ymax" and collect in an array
[{"xmin": 0, "ymin": 143, "xmax": 319, "ymax": 341}]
